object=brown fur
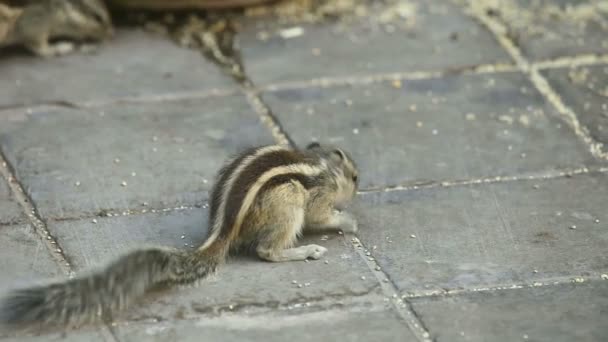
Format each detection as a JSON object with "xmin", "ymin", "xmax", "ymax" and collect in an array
[{"xmin": 0, "ymin": 142, "xmax": 359, "ymax": 329}]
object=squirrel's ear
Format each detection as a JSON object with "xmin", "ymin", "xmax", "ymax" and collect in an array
[
  {"xmin": 306, "ymin": 142, "xmax": 321, "ymax": 150},
  {"xmin": 329, "ymin": 148, "xmax": 346, "ymax": 163}
]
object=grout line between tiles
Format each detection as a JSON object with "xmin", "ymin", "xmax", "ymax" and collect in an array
[
  {"xmin": 349, "ymin": 236, "xmax": 432, "ymax": 342},
  {"xmin": 0, "ymin": 150, "xmax": 73, "ymax": 276}
]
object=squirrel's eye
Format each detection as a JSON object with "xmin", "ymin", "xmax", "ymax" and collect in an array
[{"xmin": 352, "ymin": 175, "xmax": 358, "ymax": 182}]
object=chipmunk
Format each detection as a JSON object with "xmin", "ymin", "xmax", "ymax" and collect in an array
[
  {"xmin": 0, "ymin": 0, "xmax": 113, "ymax": 57},
  {"xmin": 0, "ymin": 142, "xmax": 360, "ymax": 329}
]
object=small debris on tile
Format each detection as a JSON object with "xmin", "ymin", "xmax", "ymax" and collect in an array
[
  {"xmin": 595, "ymin": 219, "xmax": 600, "ymax": 223},
  {"xmin": 279, "ymin": 26, "xmax": 304, "ymax": 39},
  {"xmin": 392, "ymin": 79, "xmax": 402, "ymax": 88},
  {"xmin": 465, "ymin": 113, "xmax": 476, "ymax": 121},
  {"xmin": 114, "ymin": 158, "xmax": 120, "ymax": 164},
  {"xmin": 152, "ymin": 136, "xmax": 158, "ymax": 142},
  {"xmin": 410, "ymin": 234, "xmax": 417, "ymax": 238},
  {"xmin": 601, "ymin": 274, "xmax": 608, "ymax": 280},
  {"xmin": 121, "ymin": 181, "xmax": 127, "ymax": 187},
  {"xmin": 92, "ymin": 219, "xmax": 97, "ymax": 224},
  {"xmin": 74, "ymin": 181, "xmax": 81, "ymax": 187},
  {"xmin": 360, "ymin": 276, "xmax": 366, "ymax": 280},
  {"xmin": 352, "ymin": 128, "xmax": 360, "ymax": 135},
  {"xmin": 181, "ymin": 235, "xmax": 185, "ymax": 239},
  {"xmin": 409, "ymin": 104, "xmax": 417, "ymax": 112},
  {"xmin": 131, "ymin": 172, "xmax": 137, "ymax": 177},
  {"xmin": 569, "ymin": 225, "xmax": 577, "ymax": 230},
  {"xmin": 324, "ymin": 260, "xmax": 329, "ymax": 264},
  {"xmin": 416, "ymin": 121, "xmax": 423, "ymax": 128}
]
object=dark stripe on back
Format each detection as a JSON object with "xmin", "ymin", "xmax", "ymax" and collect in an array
[
  {"xmin": 208, "ymin": 146, "xmax": 260, "ymax": 229},
  {"xmin": 258, "ymin": 173, "xmax": 324, "ymax": 195},
  {"xmin": 219, "ymin": 149, "xmax": 317, "ymax": 238}
]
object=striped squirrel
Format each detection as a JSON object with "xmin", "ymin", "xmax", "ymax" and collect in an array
[
  {"xmin": 0, "ymin": 0, "xmax": 113, "ymax": 57},
  {"xmin": 0, "ymin": 142, "xmax": 360, "ymax": 329}
]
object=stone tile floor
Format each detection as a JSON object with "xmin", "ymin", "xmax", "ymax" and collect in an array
[{"xmin": 0, "ymin": 1, "xmax": 607, "ymax": 341}]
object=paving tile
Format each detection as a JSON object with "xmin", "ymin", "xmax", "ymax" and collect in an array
[
  {"xmin": 0, "ymin": 96, "xmax": 275, "ymax": 218},
  {"xmin": 0, "ymin": 29, "xmax": 237, "ymax": 107},
  {"xmin": 0, "ymin": 178, "xmax": 23, "ymax": 225},
  {"xmin": 542, "ymin": 65, "xmax": 608, "ymax": 146},
  {"xmin": 479, "ymin": 0, "xmax": 608, "ymax": 60},
  {"xmin": 353, "ymin": 172, "xmax": 608, "ymax": 295},
  {"xmin": 48, "ymin": 209, "xmax": 379, "ymax": 321},
  {"xmin": 410, "ymin": 280, "xmax": 608, "ymax": 342},
  {"xmin": 262, "ymin": 72, "xmax": 597, "ymax": 189},
  {"xmin": 0, "ymin": 224, "xmax": 61, "ymax": 294},
  {"xmin": 0, "ymin": 328, "xmax": 111, "ymax": 342},
  {"xmin": 239, "ymin": 1, "xmax": 511, "ymax": 85},
  {"xmin": 115, "ymin": 308, "xmax": 417, "ymax": 342}
]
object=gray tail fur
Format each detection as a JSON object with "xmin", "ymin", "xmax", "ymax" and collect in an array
[{"xmin": 0, "ymin": 241, "xmax": 226, "ymax": 328}]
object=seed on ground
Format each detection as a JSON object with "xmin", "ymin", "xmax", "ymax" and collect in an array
[
  {"xmin": 92, "ymin": 219, "xmax": 97, "ymax": 224},
  {"xmin": 360, "ymin": 276, "xmax": 366, "ymax": 280},
  {"xmin": 121, "ymin": 181, "xmax": 127, "ymax": 187},
  {"xmin": 569, "ymin": 225, "xmax": 577, "ymax": 230},
  {"xmin": 410, "ymin": 234, "xmax": 417, "ymax": 238}
]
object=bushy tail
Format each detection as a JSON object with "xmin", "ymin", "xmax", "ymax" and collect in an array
[{"xmin": 0, "ymin": 241, "xmax": 227, "ymax": 328}]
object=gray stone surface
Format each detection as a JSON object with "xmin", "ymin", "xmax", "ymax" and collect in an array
[
  {"xmin": 239, "ymin": 1, "xmax": 511, "ymax": 85},
  {"xmin": 0, "ymin": 329, "xmax": 111, "ymax": 342},
  {"xmin": 0, "ymin": 224, "xmax": 61, "ymax": 294},
  {"xmin": 0, "ymin": 0, "xmax": 607, "ymax": 340},
  {"xmin": 354, "ymin": 173, "xmax": 608, "ymax": 295},
  {"xmin": 0, "ymin": 29, "xmax": 237, "ymax": 107},
  {"xmin": 488, "ymin": 0, "xmax": 608, "ymax": 61},
  {"xmin": 542, "ymin": 65, "xmax": 608, "ymax": 145},
  {"xmin": 116, "ymin": 308, "xmax": 417, "ymax": 342},
  {"xmin": 48, "ymin": 210, "xmax": 379, "ymax": 321},
  {"xmin": 0, "ymin": 178, "xmax": 23, "ymax": 225},
  {"xmin": 410, "ymin": 281, "xmax": 608, "ymax": 342},
  {"xmin": 263, "ymin": 72, "xmax": 596, "ymax": 189},
  {"xmin": 0, "ymin": 96, "xmax": 275, "ymax": 218}
]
